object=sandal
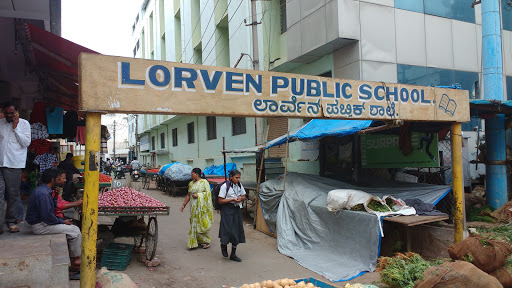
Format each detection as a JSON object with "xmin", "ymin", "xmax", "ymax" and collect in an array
[
  {"xmin": 69, "ymin": 272, "xmax": 80, "ymax": 280},
  {"xmin": 8, "ymin": 226, "xmax": 20, "ymax": 233},
  {"xmin": 202, "ymin": 243, "xmax": 210, "ymax": 249}
]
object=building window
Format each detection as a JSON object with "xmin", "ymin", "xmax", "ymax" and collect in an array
[
  {"xmin": 503, "ymin": 1, "xmax": 512, "ymax": 31},
  {"xmin": 151, "ymin": 136, "xmax": 156, "ymax": 151},
  {"xmin": 188, "ymin": 122, "xmax": 195, "ymax": 144},
  {"xmin": 232, "ymin": 117, "xmax": 246, "ymax": 136},
  {"xmin": 395, "ymin": 0, "xmax": 475, "ymax": 23},
  {"xmin": 206, "ymin": 116, "xmax": 217, "ymax": 140},
  {"xmin": 397, "ymin": 64, "xmax": 480, "ymax": 131},
  {"xmin": 172, "ymin": 128, "xmax": 178, "ymax": 147},
  {"xmin": 160, "ymin": 133, "xmax": 165, "ymax": 149},
  {"xmin": 280, "ymin": 0, "xmax": 287, "ymax": 34}
]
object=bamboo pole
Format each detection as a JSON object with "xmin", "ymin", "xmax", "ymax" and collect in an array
[
  {"xmin": 80, "ymin": 113, "xmax": 101, "ymax": 287},
  {"xmin": 451, "ymin": 123, "xmax": 464, "ymax": 243},
  {"xmin": 254, "ymin": 125, "xmax": 270, "ymax": 227},
  {"xmin": 282, "ymin": 133, "xmax": 290, "ymax": 192}
]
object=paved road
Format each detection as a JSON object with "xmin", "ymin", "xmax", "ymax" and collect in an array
[{"xmin": 71, "ymin": 179, "xmax": 381, "ymax": 287}]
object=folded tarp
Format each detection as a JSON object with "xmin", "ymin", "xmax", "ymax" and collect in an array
[
  {"xmin": 259, "ymin": 172, "xmax": 451, "ymax": 282},
  {"xmin": 158, "ymin": 162, "xmax": 179, "ymax": 175},
  {"xmin": 203, "ymin": 163, "xmax": 237, "ymax": 176}
]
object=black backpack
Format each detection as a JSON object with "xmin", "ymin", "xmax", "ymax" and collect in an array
[{"xmin": 212, "ymin": 181, "xmax": 230, "ymax": 210}]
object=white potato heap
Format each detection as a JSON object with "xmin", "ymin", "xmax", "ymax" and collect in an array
[{"xmin": 231, "ymin": 278, "xmax": 319, "ymax": 288}]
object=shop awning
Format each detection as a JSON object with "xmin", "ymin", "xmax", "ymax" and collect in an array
[
  {"xmin": 470, "ymin": 99, "xmax": 512, "ymax": 116},
  {"xmin": 21, "ymin": 23, "xmax": 99, "ymax": 111},
  {"xmin": 224, "ymin": 120, "xmax": 373, "ymax": 153},
  {"xmin": 264, "ymin": 119, "xmax": 373, "ymax": 149}
]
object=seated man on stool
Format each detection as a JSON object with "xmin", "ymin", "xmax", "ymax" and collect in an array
[
  {"xmin": 52, "ymin": 170, "xmax": 83, "ymax": 227},
  {"xmin": 25, "ymin": 168, "xmax": 81, "ymax": 280}
]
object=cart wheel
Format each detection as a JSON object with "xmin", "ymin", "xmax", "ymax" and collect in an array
[{"xmin": 144, "ymin": 217, "xmax": 158, "ymax": 261}]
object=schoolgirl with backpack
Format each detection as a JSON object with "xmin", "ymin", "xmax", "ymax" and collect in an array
[{"xmin": 216, "ymin": 169, "xmax": 246, "ymax": 262}]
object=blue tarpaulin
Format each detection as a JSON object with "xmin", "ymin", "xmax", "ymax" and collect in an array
[
  {"xmin": 203, "ymin": 163, "xmax": 237, "ymax": 176},
  {"xmin": 158, "ymin": 162, "xmax": 179, "ymax": 175},
  {"xmin": 265, "ymin": 119, "xmax": 373, "ymax": 149}
]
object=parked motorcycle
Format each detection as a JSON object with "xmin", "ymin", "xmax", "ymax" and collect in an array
[
  {"xmin": 131, "ymin": 168, "xmax": 140, "ymax": 182},
  {"xmin": 115, "ymin": 165, "xmax": 126, "ymax": 179}
]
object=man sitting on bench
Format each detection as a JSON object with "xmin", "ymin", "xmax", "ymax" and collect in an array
[{"xmin": 25, "ymin": 168, "xmax": 81, "ymax": 280}]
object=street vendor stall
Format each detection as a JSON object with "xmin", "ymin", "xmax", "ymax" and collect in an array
[
  {"xmin": 96, "ymin": 187, "xmax": 169, "ymax": 262},
  {"xmin": 77, "ymin": 53, "xmax": 468, "ymax": 286}
]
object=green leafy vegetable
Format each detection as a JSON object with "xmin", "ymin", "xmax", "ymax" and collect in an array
[
  {"xmin": 350, "ymin": 204, "xmax": 365, "ymax": 211},
  {"xmin": 377, "ymin": 253, "xmax": 442, "ymax": 288},
  {"xmin": 367, "ymin": 199, "xmax": 391, "ymax": 212}
]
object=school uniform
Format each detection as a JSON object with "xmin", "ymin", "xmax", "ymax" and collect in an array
[{"xmin": 218, "ymin": 182, "xmax": 246, "ymax": 246}]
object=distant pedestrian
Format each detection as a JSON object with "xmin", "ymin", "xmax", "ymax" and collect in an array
[
  {"xmin": 218, "ymin": 169, "xmax": 246, "ymax": 262},
  {"xmin": 181, "ymin": 168, "xmax": 213, "ymax": 249},
  {"xmin": 0, "ymin": 101, "xmax": 31, "ymax": 233},
  {"xmin": 58, "ymin": 153, "xmax": 80, "ymax": 201}
]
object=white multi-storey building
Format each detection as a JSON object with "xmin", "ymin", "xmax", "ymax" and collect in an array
[{"xmin": 129, "ymin": 0, "xmax": 512, "ymax": 180}]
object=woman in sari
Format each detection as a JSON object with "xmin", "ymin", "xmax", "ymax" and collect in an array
[{"xmin": 181, "ymin": 168, "xmax": 213, "ymax": 249}]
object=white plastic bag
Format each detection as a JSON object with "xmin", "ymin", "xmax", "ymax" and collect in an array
[
  {"xmin": 164, "ymin": 163, "xmax": 192, "ymax": 181},
  {"xmin": 326, "ymin": 189, "xmax": 373, "ymax": 212}
]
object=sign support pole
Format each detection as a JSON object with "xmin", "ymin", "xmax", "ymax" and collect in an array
[
  {"xmin": 80, "ymin": 112, "xmax": 101, "ymax": 287},
  {"xmin": 451, "ymin": 122, "xmax": 464, "ymax": 243}
]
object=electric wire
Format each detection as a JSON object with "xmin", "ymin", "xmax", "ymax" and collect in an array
[
  {"xmin": 202, "ymin": 0, "xmax": 244, "ymax": 66},
  {"xmin": 178, "ymin": 0, "xmax": 212, "ymax": 63},
  {"xmin": 186, "ymin": 0, "xmax": 225, "ymax": 63},
  {"xmin": 194, "ymin": 0, "xmax": 235, "ymax": 64}
]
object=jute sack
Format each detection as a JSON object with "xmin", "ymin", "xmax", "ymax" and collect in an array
[
  {"xmin": 448, "ymin": 235, "xmax": 512, "ymax": 272},
  {"xmin": 96, "ymin": 267, "xmax": 138, "ymax": 288},
  {"xmin": 490, "ymin": 267, "xmax": 512, "ymax": 288},
  {"xmin": 415, "ymin": 261, "xmax": 503, "ymax": 288}
]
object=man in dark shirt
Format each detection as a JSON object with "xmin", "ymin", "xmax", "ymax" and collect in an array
[
  {"xmin": 58, "ymin": 153, "xmax": 80, "ymax": 201},
  {"xmin": 26, "ymin": 168, "xmax": 81, "ymax": 279}
]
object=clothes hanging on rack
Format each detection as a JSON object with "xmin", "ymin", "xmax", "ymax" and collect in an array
[
  {"xmin": 34, "ymin": 153, "xmax": 58, "ymax": 173},
  {"xmin": 30, "ymin": 123, "xmax": 49, "ymax": 140},
  {"xmin": 63, "ymin": 110, "xmax": 78, "ymax": 139},
  {"xmin": 46, "ymin": 106, "xmax": 64, "ymax": 134},
  {"xmin": 30, "ymin": 101, "xmax": 47, "ymax": 125},
  {"xmin": 76, "ymin": 126, "xmax": 86, "ymax": 145}
]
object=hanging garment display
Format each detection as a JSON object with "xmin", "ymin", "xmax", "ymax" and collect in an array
[
  {"xmin": 46, "ymin": 106, "xmax": 64, "ymax": 134},
  {"xmin": 63, "ymin": 110, "xmax": 78, "ymax": 139},
  {"xmin": 34, "ymin": 153, "xmax": 58, "ymax": 173},
  {"xmin": 30, "ymin": 123, "xmax": 49, "ymax": 140},
  {"xmin": 30, "ymin": 101, "xmax": 47, "ymax": 125},
  {"xmin": 76, "ymin": 126, "xmax": 86, "ymax": 145}
]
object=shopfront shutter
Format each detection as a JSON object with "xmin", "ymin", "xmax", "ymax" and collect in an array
[{"xmin": 267, "ymin": 118, "xmax": 289, "ymax": 158}]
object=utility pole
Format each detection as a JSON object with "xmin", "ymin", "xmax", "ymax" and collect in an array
[
  {"xmin": 250, "ymin": 0, "xmax": 267, "ymax": 146},
  {"xmin": 135, "ymin": 115, "xmax": 139, "ymax": 158},
  {"xmin": 113, "ymin": 120, "xmax": 116, "ymax": 160},
  {"xmin": 250, "ymin": 0, "xmax": 260, "ymax": 71}
]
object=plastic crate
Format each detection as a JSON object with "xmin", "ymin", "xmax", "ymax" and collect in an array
[{"xmin": 100, "ymin": 243, "xmax": 134, "ymax": 271}]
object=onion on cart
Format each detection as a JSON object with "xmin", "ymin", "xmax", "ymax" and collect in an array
[{"xmin": 98, "ymin": 187, "xmax": 169, "ymax": 261}]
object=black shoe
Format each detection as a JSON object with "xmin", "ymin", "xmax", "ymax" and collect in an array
[
  {"xmin": 230, "ymin": 254, "xmax": 242, "ymax": 262},
  {"xmin": 221, "ymin": 244, "xmax": 228, "ymax": 257},
  {"xmin": 69, "ymin": 272, "xmax": 80, "ymax": 280}
]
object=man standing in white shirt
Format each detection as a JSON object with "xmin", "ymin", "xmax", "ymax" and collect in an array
[{"xmin": 0, "ymin": 102, "xmax": 31, "ymax": 233}]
